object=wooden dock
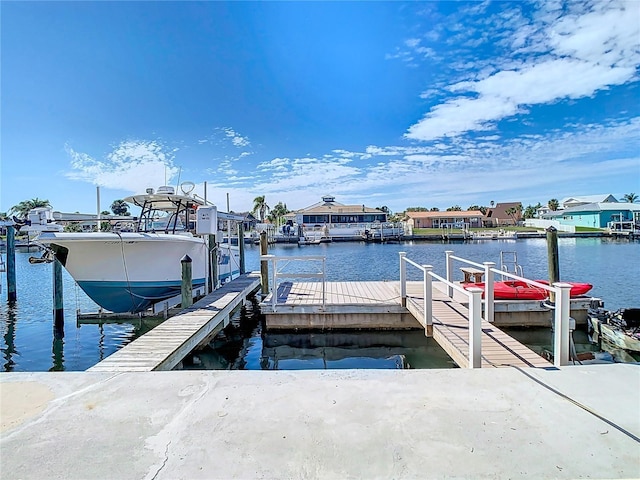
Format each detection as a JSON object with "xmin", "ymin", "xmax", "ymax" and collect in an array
[
  {"xmin": 88, "ymin": 273, "xmax": 261, "ymax": 372},
  {"xmin": 404, "ymin": 283, "xmax": 551, "ymax": 368},
  {"xmin": 261, "ymin": 280, "xmax": 551, "ymax": 369}
]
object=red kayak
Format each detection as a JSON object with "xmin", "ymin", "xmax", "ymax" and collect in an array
[
  {"xmin": 535, "ymin": 280, "xmax": 593, "ymax": 297},
  {"xmin": 464, "ymin": 281, "xmax": 547, "ymax": 300},
  {"xmin": 465, "ymin": 280, "xmax": 593, "ymax": 300}
]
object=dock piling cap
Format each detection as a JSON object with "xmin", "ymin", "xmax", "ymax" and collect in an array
[{"xmin": 181, "ymin": 254, "xmax": 192, "ymax": 263}]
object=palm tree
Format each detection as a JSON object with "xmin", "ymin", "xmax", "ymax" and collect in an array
[
  {"xmin": 468, "ymin": 205, "xmax": 487, "ymax": 215},
  {"xmin": 110, "ymin": 199, "xmax": 130, "ymax": 216},
  {"xmin": 523, "ymin": 203, "xmax": 541, "ymax": 219},
  {"xmin": 267, "ymin": 201, "xmax": 289, "ymax": 226},
  {"xmin": 548, "ymin": 198, "xmax": 559, "ymax": 211},
  {"xmin": 9, "ymin": 198, "xmax": 51, "ymax": 220},
  {"xmin": 623, "ymin": 193, "xmax": 638, "ymax": 203},
  {"xmin": 505, "ymin": 204, "xmax": 522, "ymax": 224},
  {"xmin": 252, "ymin": 195, "xmax": 270, "ymax": 222}
]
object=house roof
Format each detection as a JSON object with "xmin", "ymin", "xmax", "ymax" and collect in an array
[
  {"xmin": 560, "ymin": 194, "xmax": 618, "ymax": 206},
  {"xmin": 406, "ymin": 210, "xmax": 483, "ymax": 219},
  {"xmin": 297, "ymin": 204, "xmax": 383, "ymax": 214},
  {"xmin": 294, "ymin": 196, "xmax": 384, "ymax": 215},
  {"xmin": 544, "ymin": 202, "xmax": 640, "ymax": 216},
  {"xmin": 484, "ymin": 202, "xmax": 522, "ymax": 219}
]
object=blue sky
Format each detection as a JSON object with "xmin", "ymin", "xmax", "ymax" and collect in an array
[{"xmin": 2, "ymin": 1, "xmax": 639, "ymax": 216}]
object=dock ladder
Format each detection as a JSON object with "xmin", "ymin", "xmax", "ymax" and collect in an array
[
  {"xmin": 500, "ymin": 251, "xmax": 523, "ymax": 278},
  {"xmin": 500, "ymin": 252, "xmax": 524, "ymax": 277}
]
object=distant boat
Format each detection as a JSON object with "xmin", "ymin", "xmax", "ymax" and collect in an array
[{"xmin": 34, "ymin": 184, "xmax": 241, "ymax": 313}]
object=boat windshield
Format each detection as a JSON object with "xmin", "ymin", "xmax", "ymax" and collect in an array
[{"xmin": 133, "ymin": 197, "xmax": 199, "ymax": 234}]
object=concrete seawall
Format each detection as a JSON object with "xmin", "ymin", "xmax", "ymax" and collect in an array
[{"xmin": 1, "ymin": 365, "xmax": 638, "ymax": 479}]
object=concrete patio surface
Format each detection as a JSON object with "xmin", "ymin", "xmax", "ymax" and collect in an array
[{"xmin": 1, "ymin": 364, "xmax": 639, "ymax": 479}]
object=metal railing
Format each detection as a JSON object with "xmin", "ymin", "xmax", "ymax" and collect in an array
[
  {"xmin": 261, "ymin": 255, "xmax": 326, "ymax": 312},
  {"xmin": 444, "ymin": 250, "xmax": 572, "ymax": 368},
  {"xmin": 399, "ymin": 252, "xmax": 483, "ymax": 368},
  {"xmin": 446, "ymin": 250, "xmax": 496, "ymax": 323},
  {"xmin": 400, "ymin": 251, "xmax": 573, "ymax": 368}
]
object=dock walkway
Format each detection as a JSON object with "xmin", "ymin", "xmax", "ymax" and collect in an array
[
  {"xmin": 262, "ymin": 280, "xmax": 551, "ymax": 369},
  {"xmin": 88, "ymin": 273, "xmax": 261, "ymax": 372},
  {"xmin": 404, "ymin": 283, "xmax": 550, "ymax": 368}
]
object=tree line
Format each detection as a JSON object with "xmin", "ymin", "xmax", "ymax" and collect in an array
[{"xmin": 3, "ymin": 193, "xmax": 638, "ymax": 227}]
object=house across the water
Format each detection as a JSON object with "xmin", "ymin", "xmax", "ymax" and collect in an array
[
  {"xmin": 291, "ymin": 195, "xmax": 399, "ymax": 241},
  {"xmin": 405, "ymin": 210, "xmax": 483, "ymax": 229},
  {"xmin": 559, "ymin": 194, "xmax": 619, "ymax": 210},
  {"xmin": 483, "ymin": 202, "xmax": 522, "ymax": 227},
  {"xmin": 541, "ymin": 202, "xmax": 640, "ymax": 231}
]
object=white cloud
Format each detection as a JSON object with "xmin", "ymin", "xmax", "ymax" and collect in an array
[
  {"xmin": 405, "ymin": 38, "xmax": 421, "ymax": 48},
  {"xmin": 405, "ymin": 0, "xmax": 640, "ymax": 141},
  {"xmin": 221, "ymin": 127, "xmax": 250, "ymax": 147},
  {"xmin": 65, "ymin": 140, "xmax": 179, "ymax": 193}
]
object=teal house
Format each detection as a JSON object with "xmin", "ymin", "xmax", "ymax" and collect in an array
[{"xmin": 542, "ymin": 202, "xmax": 640, "ymax": 229}]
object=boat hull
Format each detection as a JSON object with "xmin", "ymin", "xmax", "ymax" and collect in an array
[
  {"xmin": 589, "ymin": 317, "xmax": 640, "ymax": 352},
  {"xmin": 37, "ymin": 232, "xmax": 240, "ymax": 313}
]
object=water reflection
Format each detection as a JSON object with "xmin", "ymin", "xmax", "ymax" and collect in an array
[
  {"xmin": 2, "ymin": 305, "xmax": 18, "ymax": 372},
  {"xmin": 50, "ymin": 336, "xmax": 64, "ymax": 371},
  {"xmin": 180, "ymin": 301, "xmax": 456, "ymax": 370}
]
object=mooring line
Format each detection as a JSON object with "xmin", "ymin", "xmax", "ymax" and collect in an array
[{"xmin": 513, "ymin": 365, "xmax": 640, "ymax": 443}]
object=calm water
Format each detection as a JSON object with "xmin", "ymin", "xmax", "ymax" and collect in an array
[{"xmin": 1, "ymin": 237, "xmax": 638, "ymax": 371}]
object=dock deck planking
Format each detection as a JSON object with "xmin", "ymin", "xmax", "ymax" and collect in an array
[
  {"xmin": 264, "ymin": 280, "xmax": 551, "ymax": 369},
  {"xmin": 269, "ymin": 281, "xmax": 401, "ymax": 308},
  {"xmin": 88, "ymin": 273, "xmax": 261, "ymax": 372}
]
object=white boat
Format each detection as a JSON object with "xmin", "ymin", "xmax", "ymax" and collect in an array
[{"xmin": 34, "ymin": 184, "xmax": 241, "ymax": 313}]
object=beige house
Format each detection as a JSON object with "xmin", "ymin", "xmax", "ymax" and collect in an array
[
  {"xmin": 292, "ymin": 195, "xmax": 387, "ymax": 226},
  {"xmin": 405, "ymin": 210, "xmax": 483, "ymax": 229}
]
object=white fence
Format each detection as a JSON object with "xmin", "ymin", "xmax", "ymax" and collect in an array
[{"xmin": 524, "ymin": 219, "xmax": 575, "ymax": 233}]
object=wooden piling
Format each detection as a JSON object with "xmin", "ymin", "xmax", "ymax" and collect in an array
[
  {"xmin": 53, "ymin": 258, "xmax": 64, "ymax": 335},
  {"xmin": 6, "ymin": 225, "xmax": 17, "ymax": 302},
  {"xmin": 260, "ymin": 231, "xmax": 269, "ymax": 294},
  {"xmin": 181, "ymin": 255, "xmax": 193, "ymax": 309},
  {"xmin": 208, "ymin": 235, "xmax": 217, "ymax": 292},
  {"xmin": 546, "ymin": 226, "xmax": 560, "ymax": 302}
]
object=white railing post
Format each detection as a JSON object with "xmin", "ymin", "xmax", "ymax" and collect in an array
[
  {"xmin": 270, "ymin": 256, "xmax": 277, "ymax": 312},
  {"xmin": 399, "ymin": 252, "xmax": 407, "ymax": 307},
  {"xmin": 553, "ymin": 283, "xmax": 572, "ymax": 367},
  {"xmin": 467, "ymin": 287, "xmax": 483, "ymax": 368},
  {"xmin": 445, "ymin": 250, "xmax": 454, "ymax": 298},
  {"xmin": 483, "ymin": 262, "xmax": 496, "ymax": 323},
  {"xmin": 423, "ymin": 265, "xmax": 433, "ymax": 328},
  {"xmin": 322, "ymin": 257, "xmax": 326, "ymax": 310}
]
